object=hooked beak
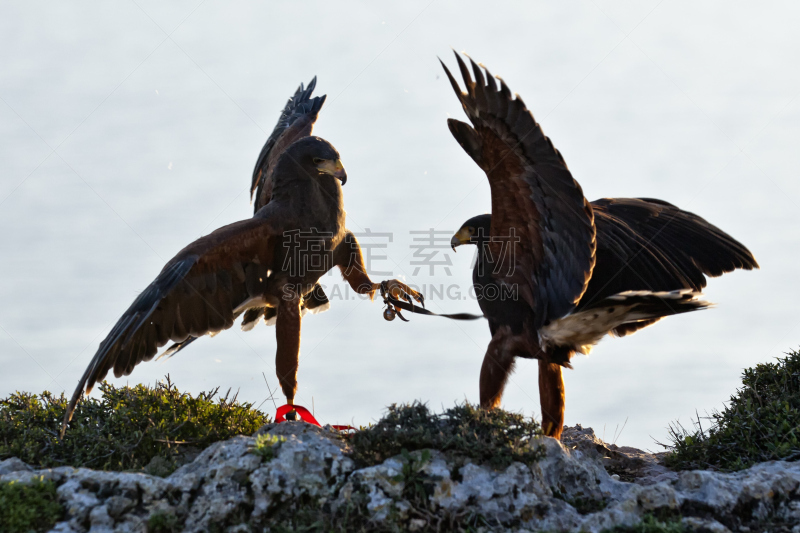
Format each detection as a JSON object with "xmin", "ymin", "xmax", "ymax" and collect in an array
[
  {"xmin": 318, "ymin": 159, "xmax": 347, "ymax": 185},
  {"xmin": 451, "ymin": 227, "xmax": 471, "ymax": 251}
]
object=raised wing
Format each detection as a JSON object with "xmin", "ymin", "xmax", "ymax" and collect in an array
[
  {"xmin": 251, "ymin": 77, "xmax": 326, "ymax": 211},
  {"xmin": 441, "ymin": 52, "xmax": 596, "ymax": 330},
  {"xmin": 63, "ymin": 217, "xmax": 279, "ymax": 434},
  {"xmin": 582, "ymin": 197, "xmax": 758, "ymax": 335}
]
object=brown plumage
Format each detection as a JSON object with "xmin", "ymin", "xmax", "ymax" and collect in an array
[
  {"xmin": 247, "ymin": 77, "xmax": 330, "ymax": 330},
  {"xmin": 444, "ymin": 52, "xmax": 758, "ymax": 440},
  {"xmin": 161, "ymin": 78, "xmax": 330, "ymax": 357},
  {"xmin": 63, "ymin": 134, "xmax": 422, "ymax": 435},
  {"xmin": 443, "ymin": 56, "xmax": 596, "ymax": 333},
  {"xmin": 252, "ymin": 77, "xmax": 326, "ymax": 213}
]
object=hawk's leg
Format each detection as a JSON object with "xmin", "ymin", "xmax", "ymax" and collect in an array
[
  {"xmin": 538, "ymin": 361, "xmax": 565, "ymax": 440},
  {"xmin": 335, "ymin": 231, "xmax": 424, "ymax": 305},
  {"xmin": 275, "ymin": 294, "xmax": 302, "ymax": 416},
  {"xmin": 479, "ymin": 327, "xmax": 517, "ymax": 409}
]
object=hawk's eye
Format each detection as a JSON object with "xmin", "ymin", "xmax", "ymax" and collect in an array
[{"xmin": 313, "ymin": 157, "xmax": 324, "ymax": 165}]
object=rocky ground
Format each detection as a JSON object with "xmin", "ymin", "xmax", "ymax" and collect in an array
[{"xmin": 3, "ymin": 423, "xmax": 800, "ymax": 532}]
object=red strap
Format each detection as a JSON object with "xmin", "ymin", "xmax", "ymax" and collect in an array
[
  {"xmin": 274, "ymin": 405, "xmax": 357, "ymax": 434},
  {"xmin": 274, "ymin": 404, "xmax": 320, "ymax": 426}
]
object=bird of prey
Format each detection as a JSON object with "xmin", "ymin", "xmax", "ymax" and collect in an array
[
  {"xmin": 161, "ymin": 77, "xmax": 331, "ymax": 358},
  {"xmin": 246, "ymin": 77, "xmax": 331, "ymax": 328},
  {"xmin": 63, "ymin": 135, "xmax": 422, "ymax": 435},
  {"xmin": 443, "ymin": 53, "xmax": 758, "ymax": 439}
]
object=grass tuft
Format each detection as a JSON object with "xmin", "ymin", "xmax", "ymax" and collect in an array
[
  {"xmin": 665, "ymin": 349, "xmax": 800, "ymax": 471},
  {"xmin": 251, "ymin": 433, "xmax": 286, "ymax": 461},
  {"xmin": 392, "ymin": 449, "xmax": 433, "ymax": 504},
  {"xmin": 348, "ymin": 402, "xmax": 543, "ymax": 469},
  {"xmin": 0, "ymin": 477, "xmax": 63, "ymax": 533},
  {"xmin": 147, "ymin": 509, "xmax": 182, "ymax": 533},
  {"xmin": 0, "ymin": 376, "xmax": 269, "ymax": 474}
]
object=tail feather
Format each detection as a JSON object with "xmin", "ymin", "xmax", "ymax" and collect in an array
[
  {"xmin": 241, "ymin": 307, "xmax": 266, "ymax": 331},
  {"xmin": 263, "ymin": 307, "xmax": 277, "ymax": 326},
  {"xmin": 540, "ymin": 289, "xmax": 711, "ymax": 355},
  {"xmin": 600, "ymin": 289, "xmax": 711, "ymax": 320},
  {"xmin": 159, "ymin": 285, "xmax": 330, "ymax": 359},
  {"xmin": 303, "ymin": 285, "xmax": 330, "ymax": 314}
]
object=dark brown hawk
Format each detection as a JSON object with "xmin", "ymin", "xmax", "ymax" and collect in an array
[
  {"xmin": 444, "ymin": 52, "xmax": 758, "ymax": 439},
  {"xmin": 161, "ymin": 77, "xmax": 330, "ymax": 358},
  {"xmin": 62, "ymin": 93, "xmax": 422, "ymax": 435}
]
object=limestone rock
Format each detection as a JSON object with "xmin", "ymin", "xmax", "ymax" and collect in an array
[
  {"xmin": 0, "ymin": 456, "xmax": 31, "ymax": 475},
  {"xmin": 1, "ymin": 423, "xmax": 798, "ymax": 532},
  {"xmin": 561, "ymin": 424, "xmax": 678, "ymax": 486}
]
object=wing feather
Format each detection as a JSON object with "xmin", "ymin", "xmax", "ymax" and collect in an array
[
  {"xmin": 251, "ymin": 77, "xmax": 326, "ymax": 211},
  {"xmin": 442, "ymin": 52, "xmax": 596, "ymax": 330},
  {"xmin": 63, "ymin": 217, "xmax": 279, "ymax": 434},
  {"xmin": 579, "ymin": 197, "xmax": 758, "ymax": 334}
]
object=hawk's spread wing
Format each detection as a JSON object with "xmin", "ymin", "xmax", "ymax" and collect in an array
[
  {"xmin": 64, "ymin": 217, "xmax": 280, "ymax": 432},
  {"xmin": 442, "ymin": 52, "xmax": 596, "ymax": 330},
  {"xmin": 252, "ymin": 78, "xmax": 326, "ymax": 211},
  {"xmin": 581, "ymin": 197, "xmax": 758, "ymax": 335}
]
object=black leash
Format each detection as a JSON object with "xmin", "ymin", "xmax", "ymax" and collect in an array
[{"xmin": 380, "ymin": 282, "xmax": 485, "ymax": 322}]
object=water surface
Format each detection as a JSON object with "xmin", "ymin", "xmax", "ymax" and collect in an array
[{"xmin": 1, "ymin": 1, "xmax": 798, "ymax": 449}]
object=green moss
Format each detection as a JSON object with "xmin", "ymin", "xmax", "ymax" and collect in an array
[
  {"xmin": 666, "ymin": 349, "xmax": 800, "ymax": 471},
  {"xmin": 349, "ymin": 402, "xmax": 543, "ymax": 469},
  {"xmin": 0, "ymin": 477, "xmax": 63, "ymax": 533},
  {"xmin": 551, "ymin": 490, "xmax": 607, "ymax": 515},
  {"xmin": 392, "ymin": 449, "xmax": 433, "ymax": 504},
  {"xmin": 147, "ymin": 509, "xmax": 182, "ymax": 533},
  {"xmin": 604, "ymin": 514, "xmax": 686, "ymax": 533},
  {"xmin": 251, "ymin": 433, "xmax": 285, "ymax": 461},
  {"xmin": 0, "ymin": 377, "xmax": 269, "ymax": 473}
]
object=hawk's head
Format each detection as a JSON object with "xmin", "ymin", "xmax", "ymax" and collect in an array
[
  {"xmin": 451, "ymin": 214, "xmax": 492, "ymax": 250},
  {"xmin": 283, "ymin": 136, "xmax": 347, "ymax": 185}
]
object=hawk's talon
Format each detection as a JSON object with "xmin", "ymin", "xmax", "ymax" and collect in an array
[
  {"xmin": 378, "ymin": 279, "xmax": 423, "ymax": 305},
  {"xmin": 379, "ymin": 280, "xmax": 390, "ymax": 301},
  {"xmin": 395, "ymin": 308, "xmax": 409, "ymax": 322},
  {"xmin": 377, "ymin": 280, "xmax": 423, "ymax": 322}
]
